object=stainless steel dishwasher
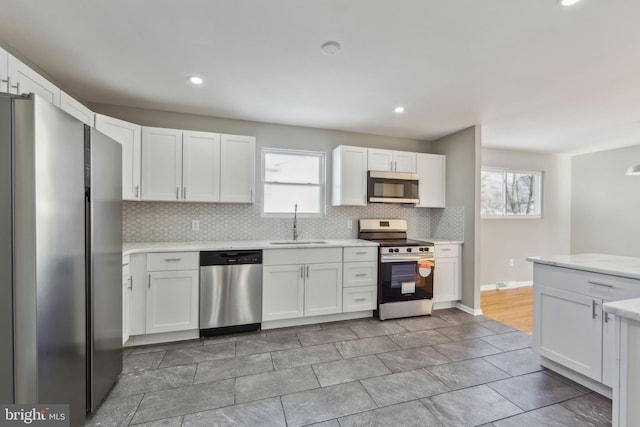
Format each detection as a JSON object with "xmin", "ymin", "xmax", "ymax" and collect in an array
[{"xmin": 199, "ymin": 250, "xmax": 262, "ymax": 337}]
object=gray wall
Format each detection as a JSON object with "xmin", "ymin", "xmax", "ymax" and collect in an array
[
  {"xmin": 92, "ymin": 104, "xmax": 468, "ymax": 243},
  {"xmin": 480, "ymin": 148, "xmax": 571, "ymax": 287},
  {"xmin": 431, "ymin": 126, "xmax": 481, "ymax": 311},
  {"xmin": 571, "ymin": 144, "xmax": 640, "ymax": 257}
]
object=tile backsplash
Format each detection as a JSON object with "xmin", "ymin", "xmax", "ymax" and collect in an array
[{"xmin": 123, "ymin": 201, "xmax": 465, "ymax": 243}]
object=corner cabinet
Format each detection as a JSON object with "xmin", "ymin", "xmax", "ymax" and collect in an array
[
  {"xmin": 332, "ymin": 145, "xmax": 367, "ymax": 206},
  {"xmin": 416, "ymin": 153, "xmax": 446, "ymax": 208},
  {"xmin": 532, "ymin": 262, "xmax": 640, "ymax": 394},
  {"xmin": 7, "ymin": 54, "xmax": 60, "ymax": 105},
  {"xmin": 433, "ymin": 244, "xmax": 461, "ymax": 305},
  {"xmin": 262, "ymin": 248, "xmax": 343, "ymax": 321},
  {"xmin": 95, "ymin": 114, "xmax": 142, "ymax": 200}
]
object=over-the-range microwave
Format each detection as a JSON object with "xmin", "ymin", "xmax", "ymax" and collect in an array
[{"xmin": 367, "ymin": 171, "xmax": 419, "ymax": 204}]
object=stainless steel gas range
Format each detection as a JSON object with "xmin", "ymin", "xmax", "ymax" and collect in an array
[{"xmin": 359, "ymin": 219, "xmax": 435, "ymax": 320}]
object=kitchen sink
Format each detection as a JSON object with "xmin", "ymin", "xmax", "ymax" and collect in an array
[{"xmin": 269, "ymin": 241, "xmax": 327, "ymax": 245}]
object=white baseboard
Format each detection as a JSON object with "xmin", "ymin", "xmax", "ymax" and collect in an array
[
  {"xmin": 125, "ymin": 329, "xmax": 199, "ymax": 347},
  {"xmin": 481, "ymin": 281, "xmax": 533, "ymax": 291},
  {"xmin": 455, "ymin": 302, "xmax": 483, "ymax": 316},
  {"xmin": 433, "ymin": 301, "xmax": 457, "ymax": 310}
]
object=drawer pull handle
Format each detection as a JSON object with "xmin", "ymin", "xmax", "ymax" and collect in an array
[
  {"xmin": 605, "ymin": 312, "xmax": 613, "ymax": 323},
  {"xmin": 592, "ymin": 300, "xmax": 598, "ymax": 319},
  {"xmin": 355, "ymin": 273, "xmax": 367, "ymax": 277},
  {"xmin": 441, "ymin": 248, "xmax": 451, "ymax": 251},
  {"xmin": 122, "ymin": 262, "xmax": 129, "ymax": 267},
  {"xmin": 300, "ymin": 266, "xmax": 304, "ymax": 278},
  {"xmin": 355, "ymin": 298, "xmax": 367, "ymax": 302},
  {"xmin": 588, "ymin": 281, "xmax": 614, "ymax": 288},
  {"xmin": 164, "ymin": 258, "xmax": 181, "ymax": 262},
  {"xmin": 356, "ymin": 251, "xmax": 367, "ymax": 254}
]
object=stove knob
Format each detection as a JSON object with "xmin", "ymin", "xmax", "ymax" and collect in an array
[
  {"xmin": 406, "ymin": 248, "xmax": 412, "ymax": 253},
  {"xmin": 394, "ymin": 248, "xmax": 399, "ymax": 253},
  {"xmin": 419, "ymin": 247, "xmax": 424, "ymax": 252},
  {"xmin": 388, "ymin": 248, "xmax": 394, "ymax": 253}
]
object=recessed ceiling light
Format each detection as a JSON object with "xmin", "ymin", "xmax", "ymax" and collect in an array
[
  {"xmin": 321, "ymin": 41, "xmax": 341, "ymax": 55},
  {"xmin": 394, "ymin": 106, "xmax": 406, "ymax": 113},
  {"xmin": 560, "ymin": 0, "xmax": 581, "ymax": 6},
  {"xmin": 189, "ymin": 76, "xmax": 203, "ymax": 85}
]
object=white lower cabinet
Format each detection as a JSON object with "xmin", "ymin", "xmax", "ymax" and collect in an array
[
  {"xmin": 262, "ymin": 265, "xmax": 305, "ymax": 321},
  {"xmin": 128, "ymin": 253, "xmax": 147, "ymax": 336},
  {"xmin": 532, "ymin": 262, "xmax": 640, "ymax": 393},
  {"xmin": 433, "ymin": 244, "xmax": 461, "ymax": 303},
  {"xmin": 146, "ymin": 270, "xmax": 199, "ymax": 334},
  {"xmin": 262, "ymin": 248, "xmax": 343, "ymax": 322},
  {"xmin": 122, "ymin": 256, "xmax": 131, "ymax": 345},
  {"xmin": 343, "ymin": 286, "xmax": 377, "ymax": 312},
  {"xmin": 342, "ymin": 247, "xmax": 378, "ymax": 312}
]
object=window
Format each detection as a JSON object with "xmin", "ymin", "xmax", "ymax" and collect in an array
[
  {"xmin": 262, "ymin": 148, "xmax": 325, "ymax": 217},
  {"xmin": 481, "ymin": 168, "xmax": 543, "ymax": 218}
]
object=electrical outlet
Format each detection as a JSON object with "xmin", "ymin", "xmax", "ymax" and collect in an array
[
  {"xmin": 509, "ymin": 258, "xmax": 514, "ymax": 267},
  {"xmin": 347, "ymin": 220, "xmax": 352, "ymax": 229},
  {"xmin": 191, "ymin": 220, "xmax": 200, "ymax": 231}
]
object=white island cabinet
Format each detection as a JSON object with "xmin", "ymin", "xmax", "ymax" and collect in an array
[
  {"xmin": 603, "ymin": 298, "xmax": 640, "ymax": 427},
  {"xmin": 529, "ymin": 254, "xmax": 640, "ymax": 397}
]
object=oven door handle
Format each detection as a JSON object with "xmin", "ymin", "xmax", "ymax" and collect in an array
[{"xmin": 380, "ymin": 256, "xmax": 434, "ymax": 263}]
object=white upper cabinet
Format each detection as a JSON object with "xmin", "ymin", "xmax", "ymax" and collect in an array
[
  {"xmin": 60, "ymin": 91, "xmax": 94, "ymax": 126},
  {"xmin": 416, "ymin": 153, "xmax": 446, "ymax": 208},
  {"xmin": 332, "ymin": 145, "xmax": 367, "ymax": 206},
  {"xmin": 368, "ymin": 148, "xmax": 416, "ymax": 173},
  {"xmin": 141, "ymin": 127, "xmax": 184, "ymax": 201},
  {"xmin": 182, "ymin": 131, "xmax": 221, "ymax": 202},
  {"xmin": 0, "ymin": 47, "xmax": 8, "ymax": 92},
  {"xmin": 95, "ymin": 114, "xmax": 142, "ymax": 200},
  {"xmin": 7, "ymin": 55, "xmax": 60, "ymax": 105},
  {"xmin": 220, "ymin": 134, "xmax": 256, "ymax": 203}
]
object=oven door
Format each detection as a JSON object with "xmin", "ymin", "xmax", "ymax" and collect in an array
[
  {"xmin": 367, "ymin": 171, "xmax": 419, "ymax": 204},
  {"xmin": 379, "ymin": 255, "xmax": 434, "ymax": 303}
]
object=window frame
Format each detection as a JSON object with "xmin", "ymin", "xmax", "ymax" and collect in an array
[
  {"xmin": 261, "ymin": 148, "xmax": 326, "ymax": 218},
  {"xmin": 481, "ymin": 167, "xmax": 544, "ymax": 219}
]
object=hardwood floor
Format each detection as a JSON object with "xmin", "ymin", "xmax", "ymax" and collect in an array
[{"xmin": 481, "ymin": 286, "xmax": 533, "ymax": 334}]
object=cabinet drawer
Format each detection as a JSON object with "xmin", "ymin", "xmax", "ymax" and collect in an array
[
  {"xmin": 122, "ymin": 255, "xmax": 131, "ymax": 277},
  {"xmin": 343, "ymin": 247, "xmax": 378, "ymax": 262},
  {"xmin": 534, "ymin": 263, "xmax": 640, "ymax": 301},
  {"xmin": 343, "ymin": 261, "xmax": 377, "ymax": 287},
  {"xmin": 435, "ymin": 244, "xmax": 459, "ymax": 258},
  {"xmin": 263, "ymin": 248, "xmax": 342, "ymax": 266},
  {"xmin": 147, "ymin": 252, "xmax": 199, "ymax": 271},
  {"xmin": 343, "ymin": 286, "xmax": 377, "ymax": 312}
]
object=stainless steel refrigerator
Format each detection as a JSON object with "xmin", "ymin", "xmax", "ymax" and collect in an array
[{"xmin": 0, "ymin": 93, "xmax": 122, "ymax": 426}]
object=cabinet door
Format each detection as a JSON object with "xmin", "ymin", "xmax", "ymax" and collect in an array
[
  {"xmin": 393, "ymin": 151, "xmax": 417, "ymax": 173},
  {"xmin": 60, "ymin": 91, "xmax": 93, "ymax": 126},
  {"xmin": 129, "ymin": 253, "xmax": 147, "ymax": 335},
  {"xmin": 95, "ymin": 114, "xmax": 142, "ymax": 200},
  {"xmin": 416, "ymin": 153, "xmax": 446, "ymax": 208},
  {"xmin": 146, "ymin": 270, "xmax": 199, "ymax": 334},
  {"xmin": 122, "ymin": 274, "xmax": 131, "ymax": 344},
  {"xmin": 332, "ymin": 145, "xmax": 367, "ymax": 206},
  {"xmin": 1, "ymin": 47, "xmax": 9, "ymax": 92},
  {"xmin": 183, "ymin": 131, "xmax": 221, "ymax": 202},
  {"xmin": 368, "ymin": 148, "xmax": 394, "ymax": 171},
  {"xmin": 305, "ymin": 263, "xmax": 343, "ymax": 317},
  {"xmin": 433, "ymin": 256, "xmax": 460, "ymax": 302},
  {"xmin": 7, "ymin": 55, "xmax": 60, "ymax": 105},
  {"xmin": 343, "ymin": 286, "xmax": 377, "ymax": 312},
  {"xmin": 533, "ymin": 284, "xmax": 603, "ymax": 381},
  {"xmin": 602, "ymin": 307, "xmax": 616, "ymax": 387},
  {"xmin": 141, "ymin": 127, "xmax": 183, "ymax": 201},
  {"xmin": 220, "ymin": 134, "xmax": 255, "ymax": 202},
  {"xmin": 263, "ymin": 265, "xmax": 305, "ymax": 321}
]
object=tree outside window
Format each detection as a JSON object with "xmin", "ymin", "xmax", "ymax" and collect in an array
[{"xmin": 481, "ymin": 168, "xmax": 542, "ymax": 218}]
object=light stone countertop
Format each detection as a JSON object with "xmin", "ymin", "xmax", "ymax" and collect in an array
[
  {"xmin": 410, "ymin": 237, "xmax": 464, "ymax": 245},
  {"xmin": 603, "ymin": 298, "xmax": 640, "ymax": 322},
  {"xmin": 527, "ymin": 253, "xmax": 640, "ymax": 281},
  {"xmin": 123, "ymin": 239, "xmax": 378, "ymax": 256}
]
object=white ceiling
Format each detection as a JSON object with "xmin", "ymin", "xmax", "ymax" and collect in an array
[{"xmin": 1, "ymin": 0, "xmax": 640, "ymax": 154}]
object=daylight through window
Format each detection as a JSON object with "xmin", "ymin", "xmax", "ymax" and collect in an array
[
  {"xmin": 481, "ymin": 168, "xmax": 543, "ymax": 218},
  {"xmin": 262, "ymin": 149, "xmax": 325, "ymax": 217}
]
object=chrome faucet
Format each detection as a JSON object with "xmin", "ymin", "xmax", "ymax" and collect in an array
[{"xmin": 292, "ymin": 203, "xmax": 299, "ymax": 241}]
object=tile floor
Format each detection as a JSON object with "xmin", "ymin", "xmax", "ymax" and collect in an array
[{"xmin": 85, "ymin": 309, "xmax": 612, "ymax": 427}]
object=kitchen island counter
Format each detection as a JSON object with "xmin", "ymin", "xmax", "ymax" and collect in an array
[{"xmin": 527, "ymin": 253, "xmax": 640, "ymax": 281}]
